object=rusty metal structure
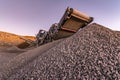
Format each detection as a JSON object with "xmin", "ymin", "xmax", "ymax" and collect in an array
[{"xmin": 36, "ymin": 7, "xmax": 93, "ymax": 46}]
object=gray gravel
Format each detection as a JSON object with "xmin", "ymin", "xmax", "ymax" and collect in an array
[
  {"xmin": 0, "ymin": 39, "xmax": 62, "ymax": 80},
  {"xmin": 0, "ymin": 46, "xmax": 27, "ymax": 66},
  {"xmin": 0, "ymin": 23, "xmax": 120, "ymax": 80},
  {"xmin": 0, "ymin": 51, "xmax": 18, "ymax": 66}
]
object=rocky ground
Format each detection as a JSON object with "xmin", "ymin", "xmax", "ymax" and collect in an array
[
  {"xmin": 0, "ymin": 23, "xmax": 120, "ymax": 80},
  {"xmin": 0, "ymin": 46, "xmax": 27, "ymax": 66}
]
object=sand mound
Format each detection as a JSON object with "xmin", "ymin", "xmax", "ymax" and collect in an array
[
  {"xmin": 0, "ymin": 23, "xmax": 120, "ymax": 80},
  {"xmin": 0, "ymin": 31, "xmax": 35, "ymax": 48}
]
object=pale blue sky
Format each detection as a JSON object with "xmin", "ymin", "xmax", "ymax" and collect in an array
[{"xmin": 0, "ymin": 0, "xmax": 120, "ymax": 36}]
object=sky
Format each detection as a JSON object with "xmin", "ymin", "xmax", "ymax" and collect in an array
[{"xmin": 0, "ymin": 0, "xmax": 120, "ymax": 36}]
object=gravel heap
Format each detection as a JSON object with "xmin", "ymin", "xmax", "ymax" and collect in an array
[{"xmin": 1, "ymin": 23, "xmax": 120, "ymax": 80}]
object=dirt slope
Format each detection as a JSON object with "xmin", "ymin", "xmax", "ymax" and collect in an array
[
  {"xmin": 0, "ymin": 31, "xmax": 35, "ymax": 49},
  {"xmin": 0, "ymin": 23, "xmax": 120, "ymax": 80}
]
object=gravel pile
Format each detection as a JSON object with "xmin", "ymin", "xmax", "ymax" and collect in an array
[{"xmin": 1, "ymin": 23, "xmax": 120, "ymax": 80}]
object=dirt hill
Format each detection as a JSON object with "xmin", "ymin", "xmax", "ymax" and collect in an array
[
  {"xmin": 0, "ymin": 31, "xmax": 36, "ymax": 49},
  {"xmin": 0, "ymin": 23, "xmax": 120, "ymax": 80}
]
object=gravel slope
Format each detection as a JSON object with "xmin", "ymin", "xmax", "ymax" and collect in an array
[
  {"xmin": 0, "ymin": 39, "xmax": 63, "ymax": 80},
  {"xmin": 0, "ymin": 23, "xmax": 120, "ymax": 80},
  {"xmin": 0, "ymin": 46, "xmax": 27, "ymax": 66}
]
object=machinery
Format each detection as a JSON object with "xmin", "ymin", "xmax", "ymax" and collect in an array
[{"xmin": 36, "ymin": 7, "xmax": 93, "ymax": 46}]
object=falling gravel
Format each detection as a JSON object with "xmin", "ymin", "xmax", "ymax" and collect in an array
[{"xmin": 1, "ymin": 23, "xmax": 120, "ymax": 80}]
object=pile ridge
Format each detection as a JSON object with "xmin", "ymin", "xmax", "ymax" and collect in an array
[{"xmin": 1, "ymin": 23, "xmax": 120, "ymax": 80}]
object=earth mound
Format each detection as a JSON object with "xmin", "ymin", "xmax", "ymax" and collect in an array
[
  {"xmin": 0, "ymin": 31, "xmax": 35, "ymax": 49},
  {"xmin": 0, "ymin": 23, "xmax": 120, "ymax": 80}
]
